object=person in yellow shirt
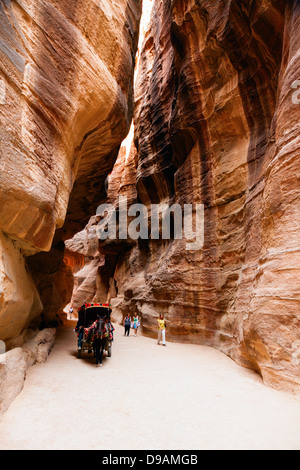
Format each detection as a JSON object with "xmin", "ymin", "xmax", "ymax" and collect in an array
[{"xmin": 157, "ymin": 314, "xmax": 167, "ymax": 346}]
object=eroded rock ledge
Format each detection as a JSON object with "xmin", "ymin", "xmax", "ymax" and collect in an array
[{"xmin": 0, "ymin": 328, "xmax": 55, "ymax": 417}]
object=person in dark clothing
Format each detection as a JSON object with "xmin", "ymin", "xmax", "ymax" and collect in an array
[{"xmin": 124, "ymin": 315, "xmax": 131, "ymax": 336}]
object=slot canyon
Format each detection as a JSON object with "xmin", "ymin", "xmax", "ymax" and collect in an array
[{"xmin": 0, "ymin": 0, "xmax": 300, "ymax": 450}]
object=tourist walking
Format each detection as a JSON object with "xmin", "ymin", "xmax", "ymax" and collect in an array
[
  {"xmin": 133, "ymin": 315, "xmax": 140, "ymax": 336},
  {"xmin": 158, "ymin": 314, "xmax": 166, "ymax": 346},
  {"xmin": 69, "ymin": 306, "xmax": 74, "ymax": 320},
  {"xmin": 124, "ymin": 315, "xmax": 131, "ymax": 336}
]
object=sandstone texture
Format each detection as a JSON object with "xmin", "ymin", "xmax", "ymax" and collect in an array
[
  {"xmin": 67, "ymin": 0, "xmax": 300, "ymax": 393},
  {"xmin": 65, "ymin": 216, "xmax": 104, "ymax": 313},
  {"xmin": 0, "ymin": 0, "xmax": 299, "ymax": 396},
  {"xmin": 133, "ymin": 0, "xmax": 300, "ymax": 393},
  {"xmin": 0, "ymin": 0, "xmax": 142, "ymax": 339},
  {"xmin": 65, "ymin": 140, "xmax": 138, "ymax": 320},
  {"xmin": 0, "ymin": 328, "xmax": 55, "ymax": 417}
]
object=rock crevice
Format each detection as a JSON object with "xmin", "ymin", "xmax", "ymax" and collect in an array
[
  {"xmin": 66, "ymin": 0, "xmax": 300, "ymax": 394},
  {"xmin": 0, "ymin": 0, "xmax": 142, "ymax": 339}
]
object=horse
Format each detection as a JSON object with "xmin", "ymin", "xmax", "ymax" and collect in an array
[{"xmin": 92, "ymin": 316, "xmax": 109, "ymax": 366}]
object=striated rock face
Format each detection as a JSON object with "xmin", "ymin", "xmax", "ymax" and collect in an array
[
  {"xmin": 68, "ymin": 0, "xmax": 300, "ymax": 393},
  {"xmin": 133, "ymin": 0, "xmax": 300, "ymax": 392},
  {"xmin": 1, "ymin": 0, "xmax": 298, "ymax": 395},
  {"xmin": 65, "ymin": 216, "xmax": 104, "ymax": 312},
  {"xmin": 0, "ymin": 0, "xmax": 142, "ymax": 339},
  {"xmin": 65, "ymin": 139, "xmax": 139, "ymax": 320}
]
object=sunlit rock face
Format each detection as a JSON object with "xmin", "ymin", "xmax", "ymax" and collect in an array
[
  {"xmin": 0, "ymin": 232, "xmax": 43, "ymax": 341},
  {"xmin": 0, "ymin": 327, "xmax": 56, "ymax": 417},
  {"xmin": 68, "ymin": 0, "xmax": 300, "ymax": 393},
  {"xmin": 0, "ymin": 0, "xmax": 142, "ymax": 340}
]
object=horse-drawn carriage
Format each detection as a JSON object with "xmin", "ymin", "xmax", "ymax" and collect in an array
[{"xmin": 75, "ymin": 303, "xmax": 114, "ymax": 366}]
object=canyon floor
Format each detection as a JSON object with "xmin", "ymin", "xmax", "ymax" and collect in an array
[{"xmin": 0, "ymin": 322, "xmax": 299, "ymax": 450}]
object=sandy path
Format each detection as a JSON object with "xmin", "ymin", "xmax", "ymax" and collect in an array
[{"xmin": 0, "ymin": 322, "xmax": 299, "ymax": 450}]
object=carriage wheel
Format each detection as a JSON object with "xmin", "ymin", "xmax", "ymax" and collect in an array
[
  {"xmin": 77, "ymin": 349, "xmax": 81, "ymax": 359},
  {"xmin": 107, "ymin": 346, "xmax": 112, "ymax": 358}
]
